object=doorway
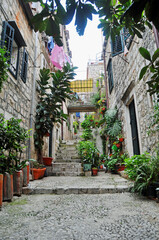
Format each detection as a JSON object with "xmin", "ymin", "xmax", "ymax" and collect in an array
[{"xmin": 129, "ymin": 99, "xmax": 140, "ymax": 155}]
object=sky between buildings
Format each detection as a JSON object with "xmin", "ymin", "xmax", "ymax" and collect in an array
[{"xmin": 67, "ymin": 15, "xmax": 103, "ymax": 80}]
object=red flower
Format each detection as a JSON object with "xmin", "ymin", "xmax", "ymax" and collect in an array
[
  {"xmin": 116, "ymin": 143, "xmax": 121, "ymax": 148},
  {"xmin": 102, "ymin": 107, "xmax": 106, "ymax": 111},
  {"xmin": 109, "ymin": 154, "xmax": 112, "ymax": 157},
  {"xmin": 90, "ymin": 119, "xmax": 93, "ymax": 122},
  {"xmin": 95, "ymin": 122, "xmax": 98, "ymax": 125},
  {"xmin": 119, "ymin": 138, "xmax": 124, "ymax": 142}
]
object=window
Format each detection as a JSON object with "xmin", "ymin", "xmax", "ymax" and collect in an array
[
  {"xmin": 111, "ymin": 31, "xmax": 124, "ymax": 57},
  {"xmin": 1, "ymin": 21, "xmax": 27, "ymax": 80},
  {"xmin": 111, "ymin": 28, "xmax": 133, "ymax": 57},
  {"xmin": 107, "ymin": 58, "xmax": 114, "ymax": 94},
  {"xmin": 21, "ymin": 49, "xmax": 28, "ymax": 83},
  {"xmin": 123, "ymin": 27, "xmax": 133, "ymax": 50}
]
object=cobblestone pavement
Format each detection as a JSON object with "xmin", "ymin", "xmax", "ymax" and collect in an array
[{"xmin": 1, "ymin": 192, "xmax": 159, "ymax": 240}]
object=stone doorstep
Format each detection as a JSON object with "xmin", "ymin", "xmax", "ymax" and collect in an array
[{"xmin": 22, "ymin": 186, "xmax": 131, "ymax": 195}]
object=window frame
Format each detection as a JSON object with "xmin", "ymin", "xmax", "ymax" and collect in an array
[
  {"xmin": 1, "ymin": 21, "xmax": 27, "ymax": 80},
  {"xmin": 21, "ymin": 48, "xmax": 28, "ymax": 83}
]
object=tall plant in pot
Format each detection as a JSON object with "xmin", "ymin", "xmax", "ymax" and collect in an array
[
  {"xmin": 77, "ymin": 140, "xmax": 99, "ymax": 172},
  {"xmin": 0, "ymin": 114, "xmax": 30, "ymax": 199},
  {"xmin": 34, "ymin": 63, "xmax": 77, "ymax": 164}
]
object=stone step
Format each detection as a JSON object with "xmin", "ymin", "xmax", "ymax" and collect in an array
[
  {"xmin": 23, "ymin": 185, "xmax": 131, "ymax": 195},
  {"xmin": 52, "ymin": 162, "xmax": 83, "ymax": 176},
  {"xmin": 22, "ymin": 172, "xmax": 133, "ymax": 195},
  {"xmin": 55, "ymin": 153, "xmax": 80, "ymax": 158},
  {"xmin": 55, "ymin": 158, "xmax": 81, "ymax": 163},
  {"xmin": 57, "ymin": 147, "xmax": 78, "ymax": 152},
  {"xmin": 56, "ymin": 150, "xmax": 78, "ymax": 156}
]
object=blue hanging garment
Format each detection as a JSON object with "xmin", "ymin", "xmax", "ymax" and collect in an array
[
  {"xmin": 48, "ymin": 37, "xmax": 54, "ymax": 54},
  {"xmin": 76, "ymin": 112, "xmax": 80, "ymax": 118}
]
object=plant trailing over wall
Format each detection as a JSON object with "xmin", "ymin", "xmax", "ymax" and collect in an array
[
  {"xmin": 0, "ymin": 114, "xmax": 30, "ymax": 174},
  {"xmin": 34, "ymin": 63, "xmax": 76, "ymax": 163},
  {"xmin": 91, "ymin": 92, "xmax": 101, "ymax": 108},
  {"xmin": 0, "ymin": 47, "xmax": 9, "ymax": 93}
]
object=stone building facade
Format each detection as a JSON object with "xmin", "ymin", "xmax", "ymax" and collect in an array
[
  {"xmin": 104, "ymin": 27, "xmax": 159, "ymax": 156},
  {"xmin": 0, "ymin": 0, "xmax": 72, "ymax": 160}
]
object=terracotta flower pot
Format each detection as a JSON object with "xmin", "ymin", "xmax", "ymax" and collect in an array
[
  {"xmin": 43, "ymin": 157, "xmax": 53, "ymax": 166},
  {"xmin": 3, "ymin": 173, "xmax": 13, "ymax": 202},
  {"xmin": 13, "ymin": 170, "xmax": 23, "ymax": 196},
  {"xmin": 92, "ymin": 168, "xmax": 98, "ymax": 176},
  {"xmin": 100, "ymin": 165, "xmax": 103, "ymax": 169},
  {"xmin": 31, "ymin": 168, "xmax": 46, "ymax": 180},
  {"xmin": 117, "ymin": 165, "xmax": 126, "ymax": 172},
  {"xmin": 23, "ymin": 163, "xmax": 30, "ymax": 187},
  {"xmin": 0, "ymin": 174, "xmax": 3, "ymax": 209}
]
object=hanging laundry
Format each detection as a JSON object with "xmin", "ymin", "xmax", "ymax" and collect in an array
[
  {"xmin": 47, "ymin": 36, "xmax": 54, "ymax": 55},
  {"xmin": 124, "ymin": 45, "xmax": 129, "ymax": 56},
  {"xmin": 76, "ymin": 112, "xmax": 80, "ymax": 118},
  {"xmin": 50, "ymin": 45, "xmax": 70, "ymax": 70}
]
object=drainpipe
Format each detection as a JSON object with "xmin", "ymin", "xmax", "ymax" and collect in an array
[
  {"xmin": 103, "ymin": 40, "xmax": 109, "ymax": 109},
  {"xmin": 28, "ymin": 32, "xmax": 38, "ymax": 159}
]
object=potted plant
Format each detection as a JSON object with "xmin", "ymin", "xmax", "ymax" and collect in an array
[
  {"xmin": 124, "ymin": 150, "xmax": 159, "ymax": 197},
  {"xmin": 92, "ymin": 167, "xmax": 98, "ymax": 176},
  {"xmin": 0, "ymin": 114, "xmax": 30, "ymax": 199},
  {"xmin": 30, "ymin": 160, "xmax": 46, "ymax": 180},
  {"xmin": 42, "ymin": 156, "xmax": 53, "ymax": 166},
  {"xmin": 34, "ymin": 64, "xmax": 76, "ymax": 164},
  {"xmin": 77, "ymin": 140, "xmax": 99, "ymax": 173}
]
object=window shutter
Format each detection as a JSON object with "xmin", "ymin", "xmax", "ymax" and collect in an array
[
  {"xmin": 111, "ymin": 31, "xmax": 124, "ymax": 57},
  {"xmin": 107, "ymin": 58, "xmax": 114, "ymax": 94},
  {"xmin": 1, "ymin": 21, "xmax": 14, "ymax": 62},
  {"xmin": 123, "ymin": 27, "xmax": 133, "ymax": 49},
  {"xmin": 21, "ymin": 49, "xmax": 28, "ymax": 83}
]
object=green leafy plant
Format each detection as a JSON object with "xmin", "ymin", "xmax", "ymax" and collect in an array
[
  {"xmin": 0, "ymin": 114, "xmax": 30, "ymax": 173},
  {"xmin": 73, "ymin": 120, "xmax": 79, "ymax": 134},
  {"xmin": 81, "ymin": 115, "xmax": 95, "ymax": 129},
  {"xmin": 91, "ymin": 92, "xmax": 101, "ymax": 108},
  {"xmin": 132, "ymin": 151, "xmax": 159, "ymax": 194},
  {"xmin": 99, "ymin": 108, "xmax": 122, "ymax": 142},
  {"xmin": 77, "ymin": 140, "xmax": 99, "ymax": 165},
  {"xmin": 124, "ymin": 153, "xmax": 151, "ymax": 181},
  {"xmin": 0, "ymin": 47, "xmax": 9, "ymax": 92},
  {"xmin": 148, "ymin": 101, "xmax": 159, "ymax": 135},
  {"xmin": 34, "ymin": 63, "xmax": 76, "ymax": 163},
  {"xmin": 80, "ymin": 129, "xmax": 93, "ymax": 141},
  {"xmin": 26, "ymin": 0, "xmax": 159, "ymax": 96},
  {"xmin": 139, "ymin": 47, "xmax": 159, "ymax": 96}
]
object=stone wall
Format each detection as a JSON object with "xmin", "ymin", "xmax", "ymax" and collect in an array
[
  {"xmin": 105, "ymin": 27, "xmax": 159, "ymax": 156},
  {"xmin": 0, "ymin": 1, "xmax": 55, "ymax": 160}
]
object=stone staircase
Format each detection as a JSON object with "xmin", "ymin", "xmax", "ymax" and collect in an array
[{"xmin": 51, "ymin": 140, "xmax": 83, "ymax": 176}]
